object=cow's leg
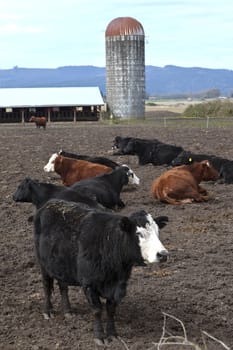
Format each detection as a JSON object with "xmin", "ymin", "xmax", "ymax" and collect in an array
[
  {"xmin": 198, "ymin": 185, "xmax": 208, "ymax": 195},
  {"xmin": 84, "ymin": 286, "xmax": 105, "ymax": 345},
  {"xmin": 117, "ymin": 198, "xmax": 125, "ymax": 208},
  {"xmin": 41, "ymin": 269, "xmax": 54, "ymax": 319},
  {"xmin": 57, "ymin": 281, "xmax": 71, "ymax": 317},
  {"xmin": 106, "ymin": 299, "xmax": 118, "ymax": 339},
  {"xmin": 165, "ymin": 186, "xmax": 207, "ymax": 204},
  {"xmin": 189, "ymin": 191, "xmax": 208, "ymax": 202}
]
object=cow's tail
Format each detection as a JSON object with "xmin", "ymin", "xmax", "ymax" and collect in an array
[
  {"xmin": 160, "ymin": 191, "xmax": 190, "ymax": 205},
  {"xmin": 151, "ymin": 181, "xmax": 192, "ymax": 205}
]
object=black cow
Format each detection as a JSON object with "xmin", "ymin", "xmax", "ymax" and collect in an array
[
  {"xmin": 124, "ymin": 139, "xmax": 183, "ymax": 166},
  {"xmin": 70, "ymin": 165, "xmax": 140, "ymax": 209},
  {"xmin": 112, "ymin": 136, "xmax": 134, "ymax": 155},
  {"xmin": 112, "ymin": 136, "xmax": 160, "ymax": 156},
  {"xmin": 13, "ymin": 178, "xmax": 103, "ymax": 210},
  {"xmin": 171, "ymin": 150, "xmax": 232, "ymax": 182},
  {"xmin": 219, "ymin": 160, "xmax": 233, "ymax": 184},
  {"xmin": 34, "ymin": 199, "xmax": 169, "ymax": 344},
  {"xmin": 59, "ymin": 149, "xmax": 119, "ymax": 169},
  {"xmin": 171, "ymin": 150, "xmax": 217, "ymax": 167}
]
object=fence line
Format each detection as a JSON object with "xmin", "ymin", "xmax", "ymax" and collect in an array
[{"xmin": 146, "ymin": 116, "xmax": 233, "ymax": 128}]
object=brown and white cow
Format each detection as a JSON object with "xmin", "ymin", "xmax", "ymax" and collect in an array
[
  {"xmin": 151, "ymin": 160, "xmax": 219, "ymax": 205},
  {"xmin": 44, "ymin": 153, "xmax": 112, "ymax": 186}
]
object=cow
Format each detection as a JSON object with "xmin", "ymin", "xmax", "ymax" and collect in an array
[
  {"xmin": 59, "ymin": 149, "xmax": 119, "ymax": 169},
  {"xmin": 13, "ymin": 177, "xmax": 103, "ymax": 210},
  {"xmin": 33, "ymin": 198, "xmax": 169, "ymax": 345},
  {"xmin": 151, "ymin": 160, "xmax": 219, "ymax": 204},
  {"xmin": 112, "ymin": 136, "xmax": 161, "ymax": 157},
  {"xmin": 112, "ymin": 136, "xmax": 134, "ymax": 155},
  {"xmin": 124, "ymin": 138, "xmax": 183, "ymax": 165},
  {"xmin": 44, "ymin": 153, "xmax": 113, "ymax": 186},
  {"xmin": 171, "ymin": 150, "xmax": 232, "ymax": 183},
  {"xmin": 70, "ymin": 165, "xmax": 140, "ymax": 209},
  {"xmin": 219, "ymin": 160, "xmax": 233, "ymax": 184},
  {"xmin": 29, "ymin": 116, "xmax": 47, "ymax": 129}
]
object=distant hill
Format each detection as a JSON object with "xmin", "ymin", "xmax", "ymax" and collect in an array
[{"xmin": 0, "ymin": 65, "xmax": 233, "ymax": 96}]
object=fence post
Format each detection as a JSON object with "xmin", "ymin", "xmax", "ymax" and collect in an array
[{"xmin": 206, "ymin": 116, "xmax": 209, "ymax": 128}]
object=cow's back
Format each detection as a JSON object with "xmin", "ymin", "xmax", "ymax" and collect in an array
[{"xmin": 55, "ymin": 156, "xmax": 112, "ymax": 186}]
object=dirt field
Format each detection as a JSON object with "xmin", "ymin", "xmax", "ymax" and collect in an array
[{"xmin": 1, "ymin": 120, "xmax": 233, "ymax": 350}]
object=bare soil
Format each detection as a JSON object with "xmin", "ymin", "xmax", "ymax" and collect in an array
[{"xmin": 1, "ymin": 120, "xmax": 233, "ymax": 350}]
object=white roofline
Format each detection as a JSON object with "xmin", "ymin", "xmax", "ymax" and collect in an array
[{"xmin": 0, "ymin": 86, "xmax": 105, "ymax": 108}]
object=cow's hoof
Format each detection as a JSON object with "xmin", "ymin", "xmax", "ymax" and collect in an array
[
  {"xmin": 94, "ymin": 338, "xmax": 105, "ymax": 347},
  {"xmin": 43, "ymin": 313, "xmax": 50, "ymax": 320}
]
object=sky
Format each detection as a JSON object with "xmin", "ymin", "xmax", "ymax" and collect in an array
[{"xmin": 1, "ymin": 0, "xmax": 233, "ymax": 70}]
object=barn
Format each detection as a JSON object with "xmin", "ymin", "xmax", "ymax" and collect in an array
[{"xmin": 0, "ymin": 86, "xmax": 105, "ymax": 123}]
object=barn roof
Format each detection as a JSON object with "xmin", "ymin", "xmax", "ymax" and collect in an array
[{"xmin": 0, "ymin": 87, "xmax": 104, "ymax": 108}]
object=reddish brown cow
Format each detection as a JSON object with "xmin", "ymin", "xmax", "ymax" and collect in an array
[
  {"xmin": 29, "ymin": 116, "xmax": 47, "ymax": 129},
  {"xmin": 151, "ymin": 160, "xmax": 219, "ymax": 204},
  {"xmin": 44, "ymin": 153, "xmax": 112, "ymax": 186}
]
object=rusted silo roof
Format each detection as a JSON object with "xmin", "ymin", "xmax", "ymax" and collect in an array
[{"xmin": 105, "ymin": 17, "xmax": 144, "ymax": 37}]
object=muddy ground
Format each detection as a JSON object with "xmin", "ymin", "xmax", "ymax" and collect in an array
[{"xmin": 1, "ymin": 121, "xmax": 233, "ymax": 350}]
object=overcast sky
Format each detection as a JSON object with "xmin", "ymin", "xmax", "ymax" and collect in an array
[{"xmin": 1, "ymin": 0, "xmax": 232, "ymax": 70}]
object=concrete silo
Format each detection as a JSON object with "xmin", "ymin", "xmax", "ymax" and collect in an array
[{"xmin": 105, "ymin": 17, "xmax": 145, "ymax": 119}]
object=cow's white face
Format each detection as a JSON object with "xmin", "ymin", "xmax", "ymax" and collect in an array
[
  {"xmin": 44, "ymin": 153, "xmax": 58, "ymax": 172},
  {"xmin": 137, "ymin": 214, "xmax": 168, "ymax": 263},
  {"xmin": 122, "ymin": 164, "xmax": 140, "ymax": 185}
]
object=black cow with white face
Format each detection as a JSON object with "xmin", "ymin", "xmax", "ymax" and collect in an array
[
  {"xmin": 70, "ymin": 165, "xmax": 140, "ymax": 209},
  {"xmin": 34, "ymin": 199, "xmax": 169, "ymax": 345}
]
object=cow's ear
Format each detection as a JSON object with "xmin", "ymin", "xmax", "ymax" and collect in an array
[
  {"xmin": 120, "ymin": 217, "xmax": 135, "ymax": 234},
  {"xmin": 154, "ymin": 216, "xmax": 169, "ymax": 229}
]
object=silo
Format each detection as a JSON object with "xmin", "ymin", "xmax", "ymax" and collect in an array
[{"xmin": 105, "ymin": 17, "xmax": 145, "ymax": 119}]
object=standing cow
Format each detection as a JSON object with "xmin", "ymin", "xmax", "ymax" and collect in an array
[
  {"xmin": 34, "ymin": 199, "xmax": 168, "ymax": 345},
  {"xmin": 29, "ymin": 116, "xmax": 47, "ymax": 129}
]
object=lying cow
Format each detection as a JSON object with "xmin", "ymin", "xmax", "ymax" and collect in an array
[
  {"xmin": 171, "ymin": 150, "xmax": 228, "ymax": 171},
  {"xmin": 44, "ymin": 153, "xmax": 112, "ymax": 186},
  {"xmin": 59, "ymin": 149, "xmax": 119, "ymax": 169},
  {"xmin": 171, "ymin": 150, "xmax": 232, "ymax": 183},
  {"xmin": 124, "ymin": 138, "xmax": 183, "ymax": 166},
  {"xmin": 71, "ymin": 165, "xmax": 140, "ymax": 209},
  {"xmin": 34, "ymin": 199, "xmax": 169, "ymax": 345},
  {"xmin": 151, "ymin": 160, "xmax": 219, "ymax": 204},
  {"xmin": 112, "ymin": 136, "xmax": 160, "ymax": 156},
  {"xmin": 13, "ymin": 177, "xmax": 103, "ymax": 210},
  {"xmin": 219, "ymin": 160, "xmax": 233, "ymax": 184},
  {"xmin": 112, "ymin": 136, "xmax": 135, "ymax": 155}
]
